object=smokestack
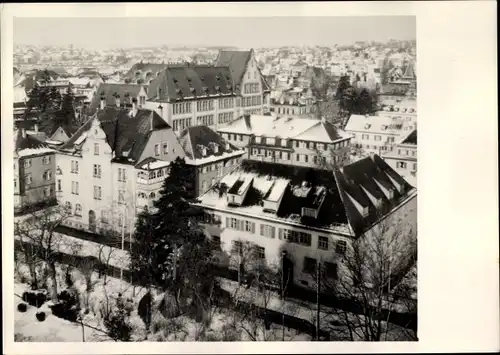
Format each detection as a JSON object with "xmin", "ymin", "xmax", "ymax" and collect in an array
[
  {"xmin": 21, "ymin": 129, "xmax": 26, "ymax": 138},
  {"xmin": 131, "ymin": 98, "xmax": 138, "ymax": 117},
  {"xmin": 115, "ymin": 94, "xmax": 120, "ymax": 108},
  {"xmin": 100, "ymin": 95, "xmax": 105, "ymax": 110},
  {"xmin": 34, "ymin": 124, "xmax": 39, "ymax": 133}
]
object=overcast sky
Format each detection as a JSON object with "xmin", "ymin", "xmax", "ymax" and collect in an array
[{"xmin": 14, "ymin": 16, "xmax": 415, "ymax": 49}]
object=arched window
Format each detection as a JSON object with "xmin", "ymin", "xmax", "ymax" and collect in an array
[
  {"xmin": 75, "ymin": 203, "xmax": 82, "ymax": 216},
  {"xmin": 65, "ymin": 201, "xmax": 72, "ymax": 213}
]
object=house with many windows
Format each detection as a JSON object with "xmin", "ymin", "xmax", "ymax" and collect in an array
[
  {"xmin": 143, "ymin": 49, "xmax": 271, "ymax": 134},
  {"xmin": 14, "ymin": 129, "xmax": 56, "ymax": 212},
  {"xmin": 269, "ymin": 87, "xmax": 317, "ymax": 118},
  {"xmin": 382, "ymin": 129, "xmax": 417, "ymax": 187},
  {"xmin": 177, "ymin": 125, "xmax": 246, "ymax": 197},
  {"xmin": 196, "ymin": 157, "xmax": 417, "ymax": 291},
  {"xmin": 89, "ymin": 83, "xmax": 148, "ymax": 114},
  {"xmin": 344, "ymin": 114, "xmax": 416, "ymax": 156},
  {"xmin": 217, "ymin": 114, "xmax": 352, "ymax": 169},
  {"xmin": 55, "ymin": 101, "xmax": 185, "ymax": 234}
]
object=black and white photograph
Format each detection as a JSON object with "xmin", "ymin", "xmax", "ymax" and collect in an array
[{"xmin": 2, "ymin": 1, "xmax": 498, "ymax": 352}]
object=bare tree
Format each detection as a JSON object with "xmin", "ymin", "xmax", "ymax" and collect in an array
[
  {"xmin": 14, "ymin": 204, "xmax": 73, "ymax": 300},
  {"xmin": 315, "ymin": 213, "xmax": 417, "ymax": 341}
]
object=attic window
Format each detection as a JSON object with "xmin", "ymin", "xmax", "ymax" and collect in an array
[
  {"xmin": 364, "ymin": 123, "xmax": 371, "ymax": 129},
  {"xmin": 176, "ymin": 88, "xmax": 182, "ymax": 94},
  {"xmin": 173, "ymin": 78, "xmax": 178, "ymax": 83},
  {"xmin": 215, "ymin": 85, "xmax": 220, "ymax": 91},
  {"xmin": 187, "ymin": 77, "xmax": 192, "ymax": 82},
  {"xmin": 202, "ymin": 86, "xmax": 208, "ymax": 92},
  {"xmin": 216, "ymin": 75, "xmax": 220, "ymax": 81}
]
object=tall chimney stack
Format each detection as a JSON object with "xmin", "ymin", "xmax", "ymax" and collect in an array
[
  {"xmin": 131, "ymin": 98, "xmax": 138, "ymax": 117},
  {"xmin": 100, "ymin": 95, "xmax": 105, "ymax": 110},
  {"xmin": 34, "ymin": 124, "xmax": 39, "ymax": 133},
  {"xmin": 115, "ymin": 94, "xmax": 120, "ymax": 108},
  {"xmin": 21, "ymin": 129, "xmax": 26, "ymax": 138}
]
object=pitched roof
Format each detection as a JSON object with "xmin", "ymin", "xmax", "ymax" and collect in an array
[
  {"xmin": 89, "ymin": 83, "xmax": 145, "ymax": 113},
  {"xmin": 214, "ymin": 50, "xmax": 252, "ymax": 93},
  {"xmin": 124, "ymin": 62, "xmax": 170, "ymax": 83},
  {"xmin": 401, "ymin": 129, "xmax": 417, "ymax": 145},
  {"xmin": 178, "ymin": 125, "xmax": 244, "ymax": 164},
  {"xmin": 59, "ymin": 107, "xmax": 170, "ymax": 164},
  {"xmin": 218, "ymin": 114, "xmax": 349, "ymax": 143},
  {"xmin": 345, "ymin": 114, "xmax": 415, "ymax": 135},
  {"xmin": 147, "ymin": 65, "xmax": 235, "ymax": 102},
  {"xmin": 15, "ymin": 129, "xmax": 48, "ymax": 151}
]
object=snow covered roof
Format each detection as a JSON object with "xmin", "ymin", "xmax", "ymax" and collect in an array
[
  {"xmin": 218, "ymin": 115, "xmax": 347, "ymax": 144},
  {"xmin": 136, "ymin": 157, "xmax": 171, "ymax": 170},
  {"xmin": 344, "ymin": 114, "xmax": 414, "ymax": 135}
]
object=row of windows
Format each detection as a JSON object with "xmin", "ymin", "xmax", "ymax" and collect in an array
[
  {"xmin": 397, "ymin": 161, "xmax": 417, "ymax": 170},
  {"xmin": 225, "ymin": 133, "xmax": 245, "ymax": 142},
  {"xmin": 22, "ymin": 155, "xmax": 52, "ymax": 169},
  {"xmin": 137, "ymin": 191, "xmax": 158, "ymax": 199},
  {"xmin": 198, "ymin": 114, "xmax": 214, "ymax": 126},
  {"xmin": 173, "ymin": 102, "xmax": 192, "ymax": 115},
  {"xmin": 231, "ymin": 240, "xmax": 266, "ymax": 260},
  {"xmin": 243, "ymin": 108, "xmax": 263, "ymax": 115},
  {"xmin": 359, "ymin": 134, "xmax": 396, "ymax": 143},
  {"xmin": 218, "ymin": 112, "xmax": 234, "ymax": 125},
  {"xmin": 154, "ymin": 142, "xmax": 171, "ymax": 156},
  {"xmin": 218, "ymin": 98, "xmax": 234, "ymax": 109},
  {"xmin": 23, "ymin": 169, "xmax": 52, "ymax": 185},
  {"xmin": 197, "ymin": 100, "xmax": 214, "ymax": 112},
  {"xmin": 303, "ymin": 257, "xmax": 339, "ymax": 279},
  {"xmin": 274, "ymin": 106, "xmax": 314, "ymax": 115},
  {"xmin": 398, "ymin": 149, "xmax": 417, "ymax": 157},
  {"xmin": 137, "ymin": 168, "xmax": 168, "ymax": 180},
  {"xmin": 242, "ymin": 95, "xmax": 262, "ymax": 108},
  {"xmin": 244, "ymin": 83, "xmax": 260, "ymax": 94},
  {"xmin": 173, "ymin": 117, "xmax": 192, "ymax": 132}
]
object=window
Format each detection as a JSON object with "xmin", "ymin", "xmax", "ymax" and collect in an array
[
  {"xmin": 71, "ymin": 160, "xmax": 79, "ymax": 173},
  {"xmin": 295, "ymin": 140, "xmax": 299, "ymax": 148},
  {"xmin": 324, "ymin": 262, "xmax": 338, "ymax": 280},
  {"xmin": 296, "ymin": 154, "xmax": 300, "ymax": 162},
  {"xmin": 71, "ymin": 181, "xmax": 79, "ymax": 195},
  {"xmin": 75, "ymin": 203, "xmax": 82, "ymax": 216},
  {"xmin": 260, "ymin": 224, "xmax": 276, "ymax": 238},
  {"xmin": 304, "ymin": 155, "xmax": 309, "ymax": 163},
  {"xmin": 398, "ymin": 161, "xmax": 407, "ymax": 169},
  {"xmin": 303, "ymin": 257, "xmax": 317, "ymax": 274},
  {"xmin": 101, "ymin": 210, "xmax": 108, "ymax": 224},
  {"xmin": 232, "ymin": 240, "xmax": 243, "ymax": 255},
  {"xmin": 94, "ymin": 143, "xmax": 99, "ymax": 155},
  {"xmin": 244, "ymin": 221, "xmax": 255, "ymax": 233},
  {"xmin": 93, "ymin": 186, "xmax": 102, "ymax": 200},
  {"xmin": 201, "ymin": 181, "xmax": 207, "ymax": 191},
  {"xmin": 228, "ymin": 217, "xmax": 239, "ymax": 229},
  {"xmin": 118, "ymin": 168, "xmax": 127, "ymax": 182},
  {"xmin": 118, "ymin": 190, "xmax": 125, "ymax": 203},
  {"xmin": 413, "ymin": 163, "xmax": 417, "ymax": 170},
  {"xmin": 65, "ymin": 201, "xmax": 72, "ymax": 213},
  {"xmin": 255, "ymin": 246, "xmax": 265, "ymax": 260},
  {"xmin": 211, "ymin": 235, "xmax": 221, "ymax": 249},
  {"xmin": 42, "ymin": 156, "xmax": 51, "ymax": 165},
  {"xmin": 25, "ymin": 174, "xmax": 33, "ymax": 185},
  {"xmin": 154, "ymin": 144, "xmax": 160, "ymax": 156},
  {"xmin": 93, "ymin": 164, "xmax": 101, "ymax": 178},
  {"xmin": 318, "ymin": 236, "xmax": 329, "ymax": 250},
  {"xmin": 336, "ymin": 240, "xmax": 347, "ymax": 255},
  {"xmin": 299, "ymin": 232, "xmax": 312, "ymax": 246},
  {"xmin": 43, "ymin": 170, "xmax": 52, "ymax": 181},
  {"xmin": 43, "ymin": 186, "xmax": 52, "ymax": 197},
  {"xmin": 24, "ymin": 159, "xmax": 32, "ymax": 168},
  {"xmin": 375, "ymin": 135, "xmax": 382, "ymax": 141}
]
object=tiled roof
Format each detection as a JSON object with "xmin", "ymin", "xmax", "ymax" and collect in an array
[
  {"xmin": 15, "ymin": 129, "xmax": 49, "ymax": 152},
  {"xmin": 214, "ymin": 50, "xmax": 252, "ymax": 94},
  {"xmin": 60, "ymin": 107, "xmax": 170, "ymax": 164},
  {"xmin": 147, "ymin": 65, "xmax": 235, "ymax": 102},
  {"xmin": 124, "ymin": 62, "xmax": 170, "ymax": 83},
  {"xmin": 89, "ymin": 83, "xmax": 145, "ymax": 113},
  {"xmin": 198, "ymin": 157, "xmax": 415, "ymax": 236},
  {"xmin": 401, "ymin": 129, "xmax": 417, "ymax": 145},
  {"xmin": 178, "ymin": 125, "xmax": 241, "ymax": 161}
]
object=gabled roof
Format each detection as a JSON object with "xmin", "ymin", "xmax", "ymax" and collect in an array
[
  {"xmin": 401, "ymin": 129, "xmax": 417, "ymax": 145},
  {"xmin": 147, "ymin": 65, "xmax": 235, "ymax": 102},
  {"xmin": 15, "ymin": 129, "xmax": 48, "ymax": 151},
  {"xmin": 60, "ymin": 107, "xmax": 170, "ymax": 164},
  {"xmin": 124, "ymin": 62, "xmax": 170, "ymax": 83},
  {"xmin": 89, "ymin": 83, "xmax": 145, "ymax": 113},
  {"xmin": 178, "ymin": 125, "xmax": 244, "ymax": 165},
  {"xmin": 214, "ymin": 50, "xmax": 252, "ymax": 94}
]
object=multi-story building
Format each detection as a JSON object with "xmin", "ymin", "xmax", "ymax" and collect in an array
[
  {"xmin": 196, "ymin": 157, "xmax": 417, "ymax": 291},
  {"xmin": 55, "ymin": 100, "xmax": 185, "ymax": 234},
  {"xmin": 217, "ymin": 114, "xmax": 352, "ymax": 169},
  {"xmin": 344, "ymin": 114, "xmax": 416, "ymax": 156},
  {"xmin": 382, "ymin": 130, "xmax": 417, "ymax": 187},
  {"xmin": 269, "ymin": 87, "xmax": 316, "ymax": 118},
  {"xmin": 177, "ymin": 125, "xmax": 246, "ymax": 197},
  {"xmin": 14, "ymin": 129, "xmax": 56, "ymax": 212},
  {"xmin": 143, "ymin": 49, "xmax": 271, "ymax": 134}
]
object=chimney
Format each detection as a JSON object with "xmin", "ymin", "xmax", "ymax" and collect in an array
[
  {"xmin": 157, "ymin": 104, "xmax": 163, "ymax": 119},
  {"xmin": 100, "ymin": 95, "xmax": 105, "ymax": 110},
  {"xmin": 21, "ymin": 129, "xmax": 26, "ymax": 138},
  {"xmin": 321, "ymin": 116, "xmax": 326, "ymax": 123},
  {"xmin": 34, "ymin": 124, "xmax": 39, "ymax": 133},
  {"xmin": 115, "ymin": 94, "xmax": 120, "ymax": 108},
  {"xmin": 150, "ymin": 113, "xmax": 154, "ymax": 131},
  {"xmin": 131, "ymin": 98, "xmax": 138, "ymax": 117}
]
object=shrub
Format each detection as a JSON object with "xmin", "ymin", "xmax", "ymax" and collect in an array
[
  {"xmin": 50, "ymin": 289, "xmax": 80, "ymax": 322},
  {"xmin": 104, "ymin": 307, "xmax": 132, "ymax": 341},
  {"xmin": 17, "ymin": 302, "xmax": 28, "ymax": 313},
  {"xmin": 22, "ymin": 290, "xmax": 47, "ymax": 308},
  {"xmin": 36, "ymin": 311, "xmax": 46, "ymax": 322}
]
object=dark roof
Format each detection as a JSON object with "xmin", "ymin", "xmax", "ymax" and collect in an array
[
  {"xmin": 89, "ymin": 83, "xmax": 145, "ymax": 113},
  {"xmin": 335, "ymin": 155, "xmax": 413, "ymax": 236},
  {"xmin": 178, "ymin": 125, "xmax": 240, "ymax": 161},
  {"xmin": 147, "ymin": 65, "xmax": 235, "ymax": 102},
  {"xmin": 15, "ymin": 129, "xmax": 49, "ymax": 151},
  {"xmin": 60, "ymin": 107, "xmax": 170, "ymax": 163},
  {"xmin": 214, "ymin": 50, "xmax": 252, "ymax": 94},
  {"xmin": 401, "ymin": 129, "xmax": 417, "ymax": 145},
  {"xmin": 124, "ymin": 62, "xmax": 170, "ymax": 83}
]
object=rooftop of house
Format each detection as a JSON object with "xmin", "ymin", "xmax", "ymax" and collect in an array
[
  {"xmin": 124, "ymin": 62, "xmax": 170, "ymax": 83},
  {"xmin": 218, "ymin": 114, "xmax": 350, "ymax": 143},
  {"xmin": 214, "ymin": 50, "xmax": 252, "ymax": 91},
  {"xmin": 89, "ymin": 83, "xmax": 146, "ymax": 113},
  {"xmin": 14, "ymin": 129, "xmax": 54, "ymax": 158},
  {"xmin": 401, "ymin": 129, "xmax": 417, "ymax": 145},
  {"xmin": 197, "ymin": 156, "xmax": 415, "ymax": 237},
  {"xmin": 345, "ymin": 114, "xmax": 416, "ymax": 135},
  {"xmin": 178, "ymin": 125, "xmax": 245, "ymax": 166},
  {"xmin": 59, "ymin": 106, "xmax": 170, "ymax": 164}
]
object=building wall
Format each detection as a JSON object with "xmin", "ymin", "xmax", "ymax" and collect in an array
[
  {"xmin": 240, "ymin": 54, "xmax": 265, "ymax": 116},
  {"xmin": 348, "ymin": 130, "xmax": 400, "ymax": 155},
  {"xmin": 50, "ymin": 127, "xmax": 70, "ymax": 142},
  {"xmin": 195, "ymin": 154, "xmax": 244, "ymax": 196},
  {"xmin": 137, "ymin": 128, "xmax": 185, "ymax": 163},
  {"xmin": 17, "ymin": 152, "xmax": 56, "ymax": 208}
]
